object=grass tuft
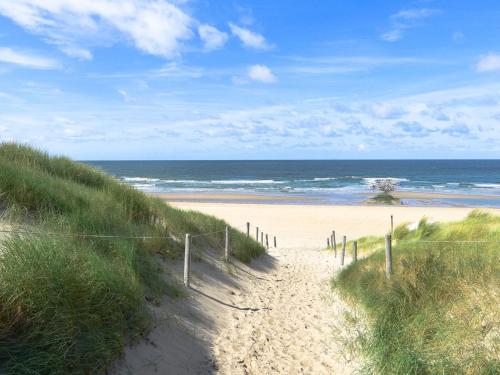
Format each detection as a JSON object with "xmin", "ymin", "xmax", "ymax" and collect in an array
[
  {"xmin": 0, "ymin": 143, "xmax": 265, "ymax": 374},
  {"xmin": 370, "ymin": 192, "xmax": 400, "ymax": 205},
  {"xmin": 334, "ymin": 210, "xmax": 500, "ymax": 374}
]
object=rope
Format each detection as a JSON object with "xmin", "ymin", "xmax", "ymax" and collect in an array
[
  {"xmin": 189, "ymin": 230, "xmax": 226, "ymax": 239},
  {"xmin": 402, "ymin": 239, "xmax": 500, "ymax": 244},
  {"xmin": 0, "ymin": 229, "xmax": 177, "ymax": 240}
]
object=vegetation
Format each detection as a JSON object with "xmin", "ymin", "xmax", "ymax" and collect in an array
[
  {"xmin": 369, "ymin": 179, "xmax": 399, "ymax": 205},
  {"xmin": 0, "ymin": 143, "xmax": 265, "ymax": 374},
  {"xmin": 371, "ymin": 191, "xmax": 399, "ymax": 204},
  {"xmin": 333, "ymin": 211, "xmax": 500, "ymax": 374}
]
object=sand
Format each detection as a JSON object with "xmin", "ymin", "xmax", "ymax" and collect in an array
[
  {"xmin": 154, "ymin": 191, "xmax": 500, "ymax": 204},
  {"xmin": 113, "ymin": 202, "xmax": 500, "ymax": 374},
  {"xmin": 213, "ymin": 246, "xmax": 359, "ymax": 374},
  {"xmin": 169, "ymin": 202, "xmax": 500, "ymax": 248},
  {"xmin": 391, "ymin": 191, "xmax": 500, "ymax": 200},
  {"xmin": 154, "ymin": 193, "xmax": 312, "ymax": 202},
  {"xmin": 112, "ymin": 242, "xmax": 359, "ymax": 374}
]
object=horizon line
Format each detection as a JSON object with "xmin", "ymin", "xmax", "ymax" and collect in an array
[{"xmin": 81, "ymin": 158, "xmax": 500, "ymax": 162}]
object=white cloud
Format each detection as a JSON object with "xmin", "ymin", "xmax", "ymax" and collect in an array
[
  {"xmin": 286, "ymin": 55, "xmax": 443, "ymax": 74},
  {"xmin": 118, "ymin": 89, "xmax": 132, "ymax": 103},
  {"xmin": 476, "ymin": 53, "xmax": 500, "ymax": 72},
  {"xmin": 198, "ymin": 24, "xmax": 228, "ymax": 51},
  {"xmin": 2, "ymin": 81, "xmax": 500, "ymax": 158},
  {"xmin": 452, "ymin": 31, "xmax": 464, "ymax": 42},
  {"xmin": 248, "ymin": 64, "xmax": 276, "ymax": 83},
  {"xmin": 381, "ymin": 29, "xmax": 403, "ymax": 42},
  {"xmin": 382, "ymin": 8, "xmax": 439, "ymax": 42},
  {"xmin": 0, "ymin": 47, "xmax": 59, "ymax": 69},
  {"xmin": 0, "ymin": 0, "xmax": 194, "ymax": 59},
  {"xmin": 61, "ymin": 46, "xmax": 92, "ymax": 61},
  {"xmin": 371, "ymin": 102, "xmax": 406, "ymax": 119},
  {"xmin": 391, "ymin": 8, "xmax": 440, "ymax": 20},
  {"xmin": 229, "ymin": 23, "xmax": 270, "ymax": 49}
]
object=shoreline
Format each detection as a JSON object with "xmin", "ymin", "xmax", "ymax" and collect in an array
[{"xmin": 152, "ymin": 191, "xmax": 500, "ymax": 207}]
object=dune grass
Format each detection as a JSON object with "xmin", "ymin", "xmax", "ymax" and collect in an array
[
  {"xmin": 0, "ymin": 143, "xmax": 265, "ymax": 374},
  {"xmin": 370, "ymin": 192, "xmax": 399, "ymax": 205},
  {"xmin": 333, "ymin": 211, "xmax": 500, "ymax": 374}
]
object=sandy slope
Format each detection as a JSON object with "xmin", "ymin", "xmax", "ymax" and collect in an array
[
  {"xmin": 113, "ymin": 204, "xmax": 500, "ymax": 374},
  {"xmin": 214, "ymin": 246, "xmax": 359, "ymax": 374},
  {"xmin": 112, "ymin": 244, "xmax": 358, "ymax": 374}
]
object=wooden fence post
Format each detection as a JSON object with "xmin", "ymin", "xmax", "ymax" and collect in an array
[
  {"xmin": 341, "ymin": 235, "xmax": 346, "ymax": 266},
  {"xmin": 256, "ymin": 227, "xmax": 259, "ymax": 241},
  {"xmin": 224, "ymin": 226, "xmax": 229, "ymax": 261},
  {"xmin": 266, "ymin": 234, "xmax": 269, "ymax": 249},
  {"xmin": 274, "ymin": 236, "xmax": 277, "ymax": 247},
  {"xmin": 184, "ymin": 233, "xmax": 191, "ymax": 288},
  {"xmin": 391, "ymin": 215, "xmax": 394, "ymax": 235},
  {"xmin": 353, "ymin": 241, "xmax": 357, "ymax": 262},
  {"xmin": 327, "ymin": 237, "xmax": 330, "ymax": 248},
  {"xmin": 246, "ymin": 222, "xmax": 250, "ymax": 237},
  {"xmin": 385, "ymin": 234, "xmax": 393, "ymax": 278},
  {"xmin": 261, "ymin": 232, "xmax": 264, "ymax": 245},
  {"xmin": 332, "ymin": 231, "xmax": 337, "ymax": 258}
]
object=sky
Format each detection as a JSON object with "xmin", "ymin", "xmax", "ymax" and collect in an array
[{"xmin": 0, "ymin": 0, "xmax": 500, "ymax": 160}]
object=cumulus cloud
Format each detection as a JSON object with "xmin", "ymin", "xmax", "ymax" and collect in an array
[
  {"xmin": 2, "ymin": 79, "xmax": 499, "ymax": 158},
  {"xmin": 0, "ymin": 47, "xmax": 59, "ymax": 69},
  {"xmin": 441, "ymin": 123, "xmax": 470, "ymax": 136},
  {"xmin": 394, "ymin": 121, "xmax": 435, "ymax": 137},
  {"xmin": 476, "ymin": 53, "xmax": 500, "ymax": 72},
  {"xmin": 0, "ymin": 0, "xmax": 194, "ymax": 59},
  {"xmin": 248, "ymin": 64, "xmax": 276, "ymax": 83},
  {"xmin": 198, "ymin": 24, "xmax": 228, "ymax": 51},
  {"xmin": 229, "ymin": 23, "xmax": 271, "ymax": 49},
  {"xmin": 371, "ymin": 102, "xmax": 406, "ymax": 119}
]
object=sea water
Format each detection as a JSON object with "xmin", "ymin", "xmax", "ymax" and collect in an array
[{"xmin": 85, "ymin": 160, "xmax": 500, "ymax": 207}]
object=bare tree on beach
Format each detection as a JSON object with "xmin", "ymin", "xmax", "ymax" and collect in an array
[{"xmin": 370, "ymin": 179, "xmax": 395, "ymax": 194}]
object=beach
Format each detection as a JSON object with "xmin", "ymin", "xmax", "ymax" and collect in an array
[
  {"xmin": 112, "ymin": 196, "xmax": 499, "ymax": 374},
  {"xmin": 167, "ymin": 199, "xmax": 500, "ymax": 248}
]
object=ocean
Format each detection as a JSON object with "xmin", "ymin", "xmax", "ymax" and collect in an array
[{"xmin": 85, "ymin": 160, "xmax": 500, "ymax": 207}]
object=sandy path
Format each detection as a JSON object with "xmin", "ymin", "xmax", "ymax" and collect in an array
[{"xmin": 214, "ymin": 246, "xmax": 357, "ymax": 374}]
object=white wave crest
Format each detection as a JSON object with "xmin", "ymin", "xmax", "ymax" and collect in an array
[
  {"xmin": 473, "ymin": 183, "xmax": 500, "ymax": 189},
  {"xmin": 362, "ymin": 177, "xmax": 409, "ymax": 185}
]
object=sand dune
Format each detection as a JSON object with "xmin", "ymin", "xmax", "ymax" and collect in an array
[
  {"xmin": 113, "ymin": 203, "xmax": 500, "ymax": 374},
  {"xmin": 112, "ymin": 244, "xmax": 359, "ymax": 374}
]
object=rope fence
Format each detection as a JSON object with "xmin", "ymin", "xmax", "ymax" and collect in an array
[
  {"xmin": 0, "ymin": 228, "xmax": 177, "ymax": 240},
  {"xmin": 0, "ymin": 222, "xmax": 277, "ymax": 289},
  {"xmin": 183, "ymin": 221, "xmax": 277, "ymax": 287},
  {"xmin": 324, "ymin": 214, "xmax": 499, "ymax": 279}
]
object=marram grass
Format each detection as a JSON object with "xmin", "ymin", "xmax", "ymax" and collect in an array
[
  {"xmin": 0, "ymin": 143, "xmax": 265, "ymax": 374},
  {"xmin": 334, "ymin": 211, "xmax": 500, "ymax": 374}
]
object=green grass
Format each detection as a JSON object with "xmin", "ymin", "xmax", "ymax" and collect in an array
[
  {"xmin": 333, "ymin": 211, "xmax": 500, "ymax": 374},
  {"xmin": 0, "ymin": 143, "xmax": 265, "ymax": 374},
  {"xmin": 370, "ymin": 192, "xmax": 399, "ymax": 205}
]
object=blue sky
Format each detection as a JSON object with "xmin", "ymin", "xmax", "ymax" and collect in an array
[{"xmin": 0, "ymin": 0, "xmax": 500, "ymax": 160}]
